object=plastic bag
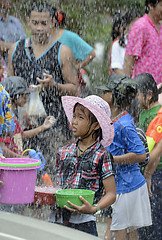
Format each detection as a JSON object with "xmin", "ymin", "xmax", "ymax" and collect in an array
[{"xmin": 28, "ymin": 89, "xmax": 47, "ymax": 117}]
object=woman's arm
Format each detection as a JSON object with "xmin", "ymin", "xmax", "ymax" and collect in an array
[
  {"xmin": 8, "ymin": 42, "xmax": 16, "ymax": 76},
  {"xmin": 123, "ymin": 54, "xmax": 135, "ymax": 77},
  {"xmin": 37, "ymin": 45, "xmax": 80, "ymax": 96},
  {"xmin": 76, "ymin": 49, "xmax": 96, "ymax": 70}
]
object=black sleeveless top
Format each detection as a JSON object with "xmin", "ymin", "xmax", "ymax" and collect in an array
[{"xmin": 12, "ymin": 39, "xmax": 70, "ymax": 137}]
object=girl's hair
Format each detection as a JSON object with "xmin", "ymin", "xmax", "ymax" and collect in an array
[
  {"xmin": 119, "ymin": 8, "xmax": 142, "ymax": 47},
  {"xmin": 29, "ymin": 2, "xmax": 66, "ymax": 26},
  {"xmin": 145, "ymin": 0, "xmax": 162, "ymax": 13},
  {"xmin": 134, "ymin": 73, "xmax": 159, "ymax": 104},
  {"xmin": 73, "ymin": 103, "xmax": 103, "ymax": 141},
  {"xmin": 111, "ymin": 11, "xmax": 122, "ymax": 41}
]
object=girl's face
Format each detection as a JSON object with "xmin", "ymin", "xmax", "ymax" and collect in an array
[
  {"xmin": 154, "ymin": 1, "xmax": 162, "ymax": 21},
  {"xmin": 137, "ymin": 91, "xmax": 151, "ymax": 109},
  {"xmin": 71, "ymin": 105, "xmax": 97, "ymax": 139},
  {"xmin": 14, "ymin": 94, "xmax": 28, "ymax": 107},
  {"xmin": 28, "ymin": 11, "xmax": 55, "ymax": 44},
  {"xmin": 149, "ymin": 1, "xmax": 162, "ymax": 21},
  {"xmin": 102, "ymin": 91, "xmax": 113, "ymax": 106}
]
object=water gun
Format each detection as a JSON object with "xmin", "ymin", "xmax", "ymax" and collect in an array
[
  {"xmin": 146, "ymin": 107, "xmax": 162, "ymax": 152},
  {"xmin": 21, "ymin": 149, "xmax": 54, "ymax": 187}
]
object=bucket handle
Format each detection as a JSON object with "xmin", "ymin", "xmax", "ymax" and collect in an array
[{"xmin": 21, "ymin": 149, "xmax": 32, "ymax": 157}]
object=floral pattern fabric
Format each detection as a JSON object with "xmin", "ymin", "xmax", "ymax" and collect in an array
[
  {"xmin": 0, "ymin": 84, "xmax": 15, "ymax": 135},
  {"xmin": 126, "ymin": 14, "xmax": 162, "ymax": 85}
]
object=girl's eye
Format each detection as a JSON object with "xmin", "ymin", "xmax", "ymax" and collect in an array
[
  {"xmin": 41, "ymin": 21, "xmax": 48, "ymax": 26},
  {"xmin": 32, "ymin": 20, "xmax": 38, "ymax": 25}
]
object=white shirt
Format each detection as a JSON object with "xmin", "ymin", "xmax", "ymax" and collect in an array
[{"xmin": 111, "ymin": 38, "xmax": 127, "ymax": 71}]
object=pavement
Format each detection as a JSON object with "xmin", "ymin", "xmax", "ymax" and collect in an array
[{"xmin": 21, "ymin": 206, "xmax": 108, "ymax": 239}]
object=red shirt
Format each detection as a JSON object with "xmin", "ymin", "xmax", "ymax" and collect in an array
[
  {"xmin": 146, "ymin": 107, "xmax": 162, "ymax": 143},
  {"xmin": 0, "ymin": 118, "xmax": 23, "ymax": 154}
]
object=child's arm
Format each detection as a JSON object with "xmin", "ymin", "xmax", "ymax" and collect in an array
[
  {"xmin": 0, "ymin": 143, "xmax": 22, "ymax": 158},
  {"xmin": 113, "ymin": 126, "xmax": 147, "ymax": 164},
  {"xmin": 95, "ymin": 175, "xmax": 116, "ymax": 211},
  {"xmin": 64, "ymin": 175, "xmax": 116, "ymax": 214},
  {"xmin": 113, "ymin": 152, "xmax": 146, "ymax": 164},
  {"xmin": 144, "ymin": 139, "xmax": 162, "ymax": 196},
  {"xmin": 22, "ymin": 116, "xmax": 55, "ymax": 140},
  {"xmin": 0, "ymin": 146, "xmax": 5, "ymax": 159}
]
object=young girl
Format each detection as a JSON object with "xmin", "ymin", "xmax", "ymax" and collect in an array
[
  {"xmin": 134, "ymin": 73, "xmax": 162, "ymax": 240},
  {"xmin": 0, "ymin": 76, "xmax": 55, "ymax": 158},
  {"xmin": 109, "ymin": 9, "xmax": 141, "ymax": 75},
  {"xmin": 97, "ymin": 73, "xmax": 152, "ymax": 240},
  {"xmin": 49, "ymin": 95, "xmax": 116, "ymax": 236}
]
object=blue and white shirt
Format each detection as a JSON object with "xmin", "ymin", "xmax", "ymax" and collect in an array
[{"xmin": 106, "ymin": 113, "xmax": 146, "ymax": 194}]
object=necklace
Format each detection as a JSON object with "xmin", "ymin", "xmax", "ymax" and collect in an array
[{"xmin": 77, "ymin": 141, "xmax": 97, "ymax": 154}]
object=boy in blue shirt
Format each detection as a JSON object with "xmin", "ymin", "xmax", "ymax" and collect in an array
[{"xmin": 97, "ymin": 73, "xmax": 152, "ymax": 240}]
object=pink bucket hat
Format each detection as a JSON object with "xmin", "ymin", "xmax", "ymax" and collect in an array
[{"xmin": 61, "ymin": 95, "xmax": 114, "ymax": 147}]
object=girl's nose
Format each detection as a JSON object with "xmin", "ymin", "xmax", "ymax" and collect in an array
[
  {"xmin": 36, "ymin": 23, "xmax": 44, "ymax": 31},
  {"xmin": 72, "ymin": 118, "xmax": 78, "ymax": 125}
]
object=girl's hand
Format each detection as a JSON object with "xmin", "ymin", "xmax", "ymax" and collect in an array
[
  {"xmin": 0, "ymin": 180, "xmax": 4, "ymax": 186},
  {"xmin": 145, "ymin": 176, "xmax": 152, "ymax": 197},
  {"xmin": 0, "ymin": 169, "xmax": 4, "ymax": 186},
  {"xmin": 0, "ymin": 153, "xmax": 5, "ymax": 160},
  {"xmin": 64, "ymin": 196, "xmax": 97, "ymax": 214},
  {"xmin": 43, "ymin": 116, "xmax": 56, "ymax": 129},
  {"xmin": 37, "ymin": 73, "xmax": 56, "ymax": 89},
  {"xmin": 144, "ymin": 172, "xmax": 152, "ymax": 197}
]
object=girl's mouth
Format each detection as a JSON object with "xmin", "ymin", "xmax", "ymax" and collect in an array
[{"xmin": 72, "ymin": 127, "xmax": 77, "ymax": 133}]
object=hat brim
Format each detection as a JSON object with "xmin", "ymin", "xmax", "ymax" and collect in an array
[{"xmin": 62, "ymin": 96, "xmax": 114, "ymax": 147}]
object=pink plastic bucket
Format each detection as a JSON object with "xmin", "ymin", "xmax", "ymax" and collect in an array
[{"xmin": 0, "ymin": 158, "xmax": 41, "ymax": 204}]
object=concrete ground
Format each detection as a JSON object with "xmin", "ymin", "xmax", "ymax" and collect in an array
[{"xmin": 22, "ymin": 206, "xmax": 108, "ymax": 239}]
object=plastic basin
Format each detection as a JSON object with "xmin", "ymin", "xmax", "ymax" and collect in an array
[
  {"xmin": 55, "ymin": 189, "xmax": 95, "ymax": 208},
  {"xmin": 0, "ymin": 158, "xmax": 40, "ymax": 204},
  {"xmin": 34, "ymin": 186, "xmax": 57, "ymax": 206}
]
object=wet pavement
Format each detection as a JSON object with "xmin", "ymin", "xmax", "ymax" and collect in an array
[{"xmin": 22, "ymin": 205, "xmax": 108, "ymax": 239}]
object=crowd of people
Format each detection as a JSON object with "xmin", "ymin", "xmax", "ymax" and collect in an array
[{"xmin": 0, "ymin": 0, "xmax": 161, "ymax": 239}]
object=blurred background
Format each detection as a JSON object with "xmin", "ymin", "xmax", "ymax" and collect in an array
[{"xmin": 12, "ymin": 0, "xmax": 145, "ymax": 86}]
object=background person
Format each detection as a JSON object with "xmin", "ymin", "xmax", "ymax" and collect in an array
[
  {"xmin": 97, "ymin": 73, "xmax": 152, "ymax": 240},
  {"xmin": 123, "ymin": 0, "xmax": 162, "ymax": 86},
  {"xmin": 110, "ymin": 9, "xmax": 142, "ymax": 75},
  {"xmin": 53, "ymin": 10, "xmax": 96, "ymax": 71},
  {"xmin": 0, "ymin": 76, "xmax": 55, "ymax": 158},
  {"xmin": 134, "ymin": 73, "xmax": 162, "ymax": 240},
  {"xmin": 0, "ymin": 0, "xmax": 26, "ymax": 66},
  {"xmin": 8, "ymin": 2, "xmax": 79, "ymax": 177}
]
